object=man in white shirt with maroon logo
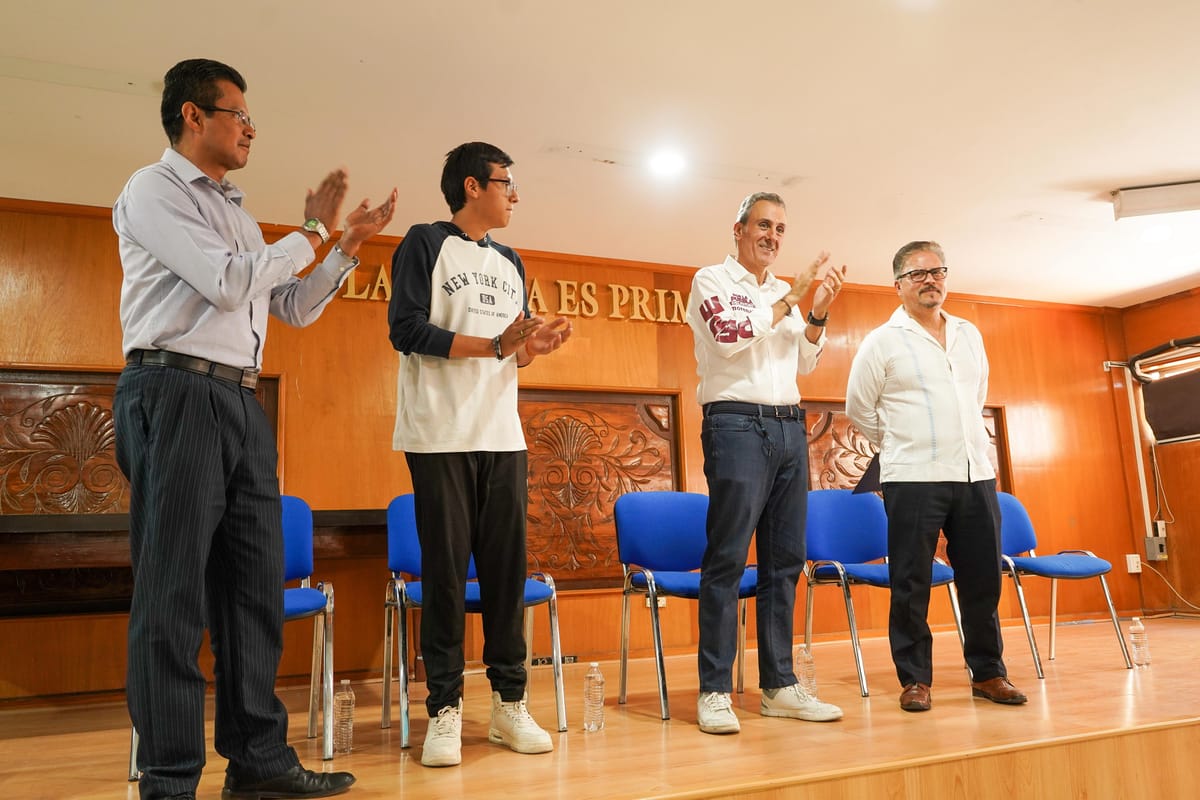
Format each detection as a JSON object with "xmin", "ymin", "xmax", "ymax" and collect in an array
[{"xmin": 686, "ymin": 192, "xmax": 847, "ymax": 734}]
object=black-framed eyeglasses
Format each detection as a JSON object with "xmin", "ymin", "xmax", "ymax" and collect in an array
[
  {"xmin": 485, "ymin": 177, "xmax": 519, "ymax": 198},
  {"xmin": 197, "ymin": 105, "xmax": 256, "ymax": 131},
  {"xmin": 897, "ymin": 266, "xmax": 949, "ymax": 283}
]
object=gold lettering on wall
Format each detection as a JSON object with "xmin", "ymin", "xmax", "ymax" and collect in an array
[
  {"xmin": 608, "ymin": 284, "xmax": 630, "ymax": 319},
  {"xmin": 342, "ymin": 264, "xmax": 392, "ymax": 301},
  {"xmin": 556, "ymin": 280, "xmax": 580, "ymax": 315},
  {"xmin": 528, "ymin": 278, "xmax": 548, "ymax": 315},
  {"xmin": 345, "ymin": 270, "xmax": 690, "ymax": 326}
]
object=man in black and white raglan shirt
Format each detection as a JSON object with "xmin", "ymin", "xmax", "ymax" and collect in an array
[{"xmin": 387, "ymin": 141, "xmax": 572, "ymax": 768}]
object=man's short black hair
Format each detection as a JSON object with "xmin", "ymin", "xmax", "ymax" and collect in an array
[
  {"xmin": 161, "ymin": 58, "xmax": 247, "ymax": 144},
  {"xmin": 441, "ymin": 142, "xmax": 514, "ymax": 213}
]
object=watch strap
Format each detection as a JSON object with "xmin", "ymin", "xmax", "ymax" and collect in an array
[{"xmin": 303, "ymin": 218, "xmax": 330, "ymax": 244}]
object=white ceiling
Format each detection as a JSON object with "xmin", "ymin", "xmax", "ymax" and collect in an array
[{"xmin": 4, "ymin": 0, "xmax": 1200, "ymax": 308}]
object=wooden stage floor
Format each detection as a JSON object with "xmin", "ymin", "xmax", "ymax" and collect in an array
[{"xmin": 1, "ymin": 616, "xmax": 1198, "ymax": 799}]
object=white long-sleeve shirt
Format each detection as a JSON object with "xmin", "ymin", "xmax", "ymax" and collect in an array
[
  {"xmin": 687, "ymin": 256, "xmax": 825, "ymax": 406},
  {"xmin": 845, "ymin": 305, "xmax": 995, "ymax": 484}
]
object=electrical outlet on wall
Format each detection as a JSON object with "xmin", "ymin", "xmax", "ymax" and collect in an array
[{"xmin": 1125, "ymin": 554, "xmax": 1142, "ymax": 573}]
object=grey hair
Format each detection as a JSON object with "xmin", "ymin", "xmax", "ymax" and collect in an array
[
  {"xmin": 892, "ymin": 241, "xmax": 945, "ymax": 278},
  {"xmin": 735, "ymin": 192, "xmax": 786, "ymax": 225}
]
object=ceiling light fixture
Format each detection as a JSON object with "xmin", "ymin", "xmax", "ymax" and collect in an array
[
  {"xmin": 647, "ymin": 149, "xmax": 686, "ymax": 178},
  {"xmin": 1112, "ymin": 180, "xmax": 1200, "ymax": 220}
]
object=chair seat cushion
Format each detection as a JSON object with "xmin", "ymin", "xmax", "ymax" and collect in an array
[
  {"xmin": 811, "ymin": 561, "xmax": 955, "ymax": 587},
  {"xmin": 630, "ymin": 567, "xmax": 757, "ymax": 599},
  {"xmin": 1007, "ymin": 554, "xmax": 1111, "ymax": 579},
  {"xmin": 401, "ymin": 578, "xmax": 554, "ymax": 610},
  {"xmin": 284, "ymin": 586, "xmax": 327, "ymax": 620}
]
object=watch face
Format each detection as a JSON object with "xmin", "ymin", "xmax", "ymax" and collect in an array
[{"xmin": 303, "ymin": 219, "xmax": 318, "ymax": 231}]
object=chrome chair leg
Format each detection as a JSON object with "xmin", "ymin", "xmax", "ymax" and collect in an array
[
  {"xmin": 307, "ymin": 616, "xmax": 322, "ymax": 743},
  {"xmin": 1099, "ymin": 574, "xmax": 1133, "ymax": 669},
  {"xmin": 541, "ymin": 574, "xmax": 568, "ymax": 732},
  {"xmin": 320, "ymin": 584, "xmax": 334, "ymax": 761},
  {"xmin": 1007, "ymin": 568, "xmax": 1045, "ymax": 679},
  {"xmin": 1049, "ymin": 578, "xmax": 1059, "ymax": 662},
  {"xmin": 646, "ymin": 579, "xmax": 670, "ymax": 720},
  {"xmin": 736, "ymin": 598, "xmax": 747, "ymax": 695},
  {"xmin": 128, "ymin": 727, "xmax": 140, "ymax": 782},
  {"xmin": 381, "ymin": 581, "xmax": 395, "ymax": 729},
  {"xmin": 618, "ymin": 584, "xmax": 632, "ymax": 705},
  {"xmin": 839, "ymin": 575, "xmax": 870, "ymax": 697},
  {"xmin": 398, "ymin": 592, "xmax": 411, "ymax": 749}
]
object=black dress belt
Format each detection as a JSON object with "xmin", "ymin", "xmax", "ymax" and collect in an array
[
  {"xmin": 126, "ymin": 349, "xmax": 260, "ymax": 390},
  {"xmin": 703, "ymin": 401, "xmax": 803, "ymax": 419}
]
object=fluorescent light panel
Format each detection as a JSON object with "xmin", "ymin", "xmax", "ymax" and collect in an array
[{"xmin": 1113, "ymin": 181, "xmax": 1200, "ymax": 220}]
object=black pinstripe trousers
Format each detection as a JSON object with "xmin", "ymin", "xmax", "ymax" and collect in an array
[{"xmin": 114, "ymin": 365, "xmax": 299, "ymax": 799}]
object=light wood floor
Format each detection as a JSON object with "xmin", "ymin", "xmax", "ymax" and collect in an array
[{"xmin": 2, "ymin": 616, "xmax": 1198, "ymax": 799}]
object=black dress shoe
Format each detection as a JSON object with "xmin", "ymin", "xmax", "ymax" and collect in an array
[{"xmin": 222, "ymin": 765, "xmax": 355, "ymax": 799}]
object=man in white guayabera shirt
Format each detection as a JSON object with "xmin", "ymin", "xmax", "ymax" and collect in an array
[{"xmin": 845, "ymin": 240, "xmax": 1027, "ymax": 714}]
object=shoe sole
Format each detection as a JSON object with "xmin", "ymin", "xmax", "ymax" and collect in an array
[
  {"xmin": 420, "ymin": 755, "xmax": 462, "ymax": 767},
  {"xmin": 971, "ymin": 688, "xmax": 1027, "ymax": 705},
  {"xmin": 222, "ymin": 788, "xmax": 352, "ymax": 799},
  {"xmin": 488, "ymin": 729, "xmax": 554, "ymax": 753},
  {"xmin": 760, "ymin": 706, "xmax": 844, "ymax": 722},
  {"xmin": 698, "ymin": 722, "xmax": 740, "ymax": 734},
  {"xmin": 900, "ymin": 701, "xmax": 932, "ymax": 712}
]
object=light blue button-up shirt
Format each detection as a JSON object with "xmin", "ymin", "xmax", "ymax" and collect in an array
[{"xmin": 114, "ymin": 148, "xmax": 357, "ymax": 369}]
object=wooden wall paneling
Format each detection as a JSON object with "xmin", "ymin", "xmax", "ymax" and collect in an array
[
  {"xmin": 0, "ymin": 204, "xmax": 124, "ymax": 368},
  {"xmin": 972, "ymin": 299, "xmax": 1144, "ymax": 617},
  {"xmin": 1119, "ymin": 287, "xmax": 1200, "ymax": 614},
  {"xmin": 3, "ymin": 197, "xmax": 1178, "ymax": 699}
]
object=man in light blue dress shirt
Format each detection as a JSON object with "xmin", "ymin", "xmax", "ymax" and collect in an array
[{"xmin": 113, "ymin": 58, "xmax": 395, "ymax": 800}]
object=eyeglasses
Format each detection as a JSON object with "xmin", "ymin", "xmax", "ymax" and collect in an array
[
  {"xmin": 897, "ymin": 266, "xmax": 949, "ymax": 283},
  {"xmin": 486, "ymin": 177, "xmax": 519, "ymax": 199},
  {"xmin": 197, "ymin": 105, "xmax": 256, "ymax": 131}
]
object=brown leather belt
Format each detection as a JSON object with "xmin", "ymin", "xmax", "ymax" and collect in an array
[{"xmin": 126, "ymin": 349, "xmax": 259, "ymax": 390}]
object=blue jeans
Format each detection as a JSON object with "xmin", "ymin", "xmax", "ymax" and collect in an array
[{"xmin": 697, "ymin": 409, "xmax": 808, "ymax": 692}]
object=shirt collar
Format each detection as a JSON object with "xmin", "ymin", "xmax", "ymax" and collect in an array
[
  {"xmin": 161, "ymin": 147, "xmax": 245, "ymax": 204},
  {"xmin": 719, "ymin": 254, "xmax": 774, "ymax": 286}
]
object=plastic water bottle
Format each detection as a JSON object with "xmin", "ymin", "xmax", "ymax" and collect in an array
[
  {"xmin": 583, "ymin": 662, "xmax": 605, "ymax": 731},
  {"xmin": 333, "ymin": 679, "xmax": 355, "ymax": 753},
  {"xmin": 1129, "ymin": 617, "xmax": 1151, "ymax": 668},
  {"xmin": 795, "ymin": 645, "xmax": 818, "ymax": 696}
]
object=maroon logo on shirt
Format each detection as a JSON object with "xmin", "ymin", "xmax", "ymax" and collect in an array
[{"xmin": 699, "ymin": 296, "xmax": 753, "ymax": 343}]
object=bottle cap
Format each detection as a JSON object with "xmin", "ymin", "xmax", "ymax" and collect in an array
[
  {"xmin": 341, "ymin": 679, "xmax": 350, "ymax": 685},
  {"xmin": 589, "ymin": 661, "xmax": 599, "ymax": 667}
]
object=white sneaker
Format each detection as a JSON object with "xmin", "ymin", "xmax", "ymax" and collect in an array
[
  {"xmin": 488, "ymin": 692, "xmax": 553, "ymax": 754},
  {"xmin": 421, "ymin": 700, "xmax": 463, "ymax": 767},
  {"xmin": 760, "ymin": 684, "xmax": 844, "ymax": 721},
  {"xmin": 697, "ymin": 691, "xmax": 740, "ymax": 734}
]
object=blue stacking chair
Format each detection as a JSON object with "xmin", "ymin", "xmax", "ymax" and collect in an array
[
  {"xmin": 804, "ymin": 489, "xmax": 964, "ymax": 697},
  {"xmin": 130, "ymin": 494, "xmax": 335, "ymax": 780},
  {"xmin": 614, "ymin": 490, "xmax": 757, "ymax": 721},
  {"xmin": 997, "ymin": 491, "xmax": 1132, "ymax": 678},
  {"xmin": 380, "ymin": 494, "xmax": 567, "ymax": 748}
]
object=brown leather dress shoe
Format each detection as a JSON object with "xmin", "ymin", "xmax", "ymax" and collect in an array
[
  {"xmin": 899, "ymin": 682, "xmax": 932, "ymax": 712},
  {"xmin": 222, "ymin": 765, "xmax": 355, "ymax": 799},
  {"xmin": 971, "ymin": 676, "xmax": 1028, "ymax": 705}
]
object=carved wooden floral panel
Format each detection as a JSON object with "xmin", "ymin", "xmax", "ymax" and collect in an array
[{"xmin": 521, "ymin": 389, "xmax": 679, "ymax": 588}]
